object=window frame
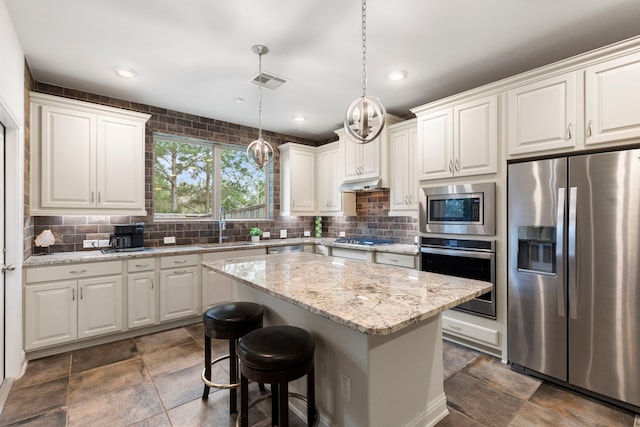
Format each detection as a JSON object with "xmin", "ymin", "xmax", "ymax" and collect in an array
[{"xmin": 152, "ymin": 132, "xmax": 272, "ymax": 222}]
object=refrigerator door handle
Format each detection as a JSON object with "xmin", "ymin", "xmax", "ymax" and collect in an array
[
  {"xmin": 556, "ymin": 187, "xmax": 566, "ymax": 317},
  {"xmin": 568, "ymin": 187, "xmax": 578, "ymax": 319}
]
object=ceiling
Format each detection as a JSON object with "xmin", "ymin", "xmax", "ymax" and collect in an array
[{"xmin": 5, "ymin": 0, "xmax": 640, "ymax": 141}]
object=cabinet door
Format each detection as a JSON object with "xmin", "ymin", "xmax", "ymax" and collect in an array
[
  {"xmin": 78, "ymin": 275, "xmax": 123, "ymax": 339},
  {"xmin": 24, "ymin": 281, "xmax": 78, "ymax": 350},
  {"xmin": 390, "ymin": 129, "xmax": 411, "ymax": 211},
  {"xmin": 507, "ymin": 73, "xmax": 577, "ymax": 155},
  {"xmin": 202, "ymin": 269, "xmax": 233, "ymax": 311},
  {"xmin": 342, "ymin": 136, "xmax": 361, "ymax": 181},
  {"xmin": 454, "ymin": 95, "xmax": 498, "ymax": 176},
  {"xmin": 316, "ymin": 147, "xmax": 335, "ymax": 211},
  {"xmin": 40, "ymin": 105, "xmax": 96, "ymax": 208},
  {"xmin": 290, "ymin": 148, "xmax": 315, "ymax": 212},
  {"xmin": 128, "ymin": 271, "xmax": 156, "ymax": 328},
  {"xmin": 159, "ymin": 266, "xmax": 200, "ymax": 321},
  {"xmin": 359, "ymin": 138, "xmax": 381, "ymax": 179},
  {"xmin": 585, "ymin": 52, "xmax": 640, "ymax": 145},
  {"xmin": 96, "ymin": 116, "xmax": 145, "ymax": 210},
  {"xmin": 417, "ymin": 109, "xmax": 453, "ymax": 180}
]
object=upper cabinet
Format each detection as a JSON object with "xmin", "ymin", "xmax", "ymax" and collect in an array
[
  {"xmin": 585, "ymin": 51, "xmax": 640, "ymax": 146},
  {"xmin": 415, "ymin": 95, "xmax": 498, "ymax": 181},
  {"xmin": 316, "ymin": 142, "xmax": 356, "ymax": 216},
  {"xmin": 336, "ymin": 115, "xmax": 402, "ymax": 186},
  {"xmin": 507, "ymin": 72, "xmax": 578, "ymax": 155},
  {"xmin": 388, "ymin": 119, "xmax": 418, "ymax": 216},
  {"xmin": 30, "ymin": 92, "xmax": 150, "ymax": 216},
  {"xmin": 278, "ymin": 143, "xmax": 316, "ymax": 216}
]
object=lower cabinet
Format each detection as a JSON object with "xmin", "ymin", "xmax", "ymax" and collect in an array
[
  {"xmin": 127, "ymin": 258, "xmax": 156, "ymax": 329},
  {"xmin": 159, "ymin": 254, "xmax": 200, "ymax": 322},
  {"xmin": 201, "ymin": 248, "xmax": 266, "ymax": 311},
  {"xmin": 24, "ymin": 261, "xmax": 123, "ymax": 350}
]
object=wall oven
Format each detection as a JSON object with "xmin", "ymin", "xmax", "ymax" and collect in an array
[
  {"xmin": 419, "ymin": 182, "xmax": 495, "ymax": 236},
  {"xmin": 420, "ymin": 237, "xmax": 496, "ymax": 319}
]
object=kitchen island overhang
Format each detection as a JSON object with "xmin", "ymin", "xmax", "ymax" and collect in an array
[{"xmin": 202, "ymin": 252, "xmax": 491, "ymax": 427}]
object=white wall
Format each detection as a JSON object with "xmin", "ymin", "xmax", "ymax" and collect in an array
[{"xmin": 0, "ymin": 0, "xmax": 26, "ymax": 380}]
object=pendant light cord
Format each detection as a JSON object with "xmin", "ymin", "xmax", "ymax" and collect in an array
[
  {"xmin": 258, "ymin": 51, "xmax": 264, "ymax": 141},
  {"xmin": 361, "ymin": 0, "xmax": 367, "ymax": 98}
]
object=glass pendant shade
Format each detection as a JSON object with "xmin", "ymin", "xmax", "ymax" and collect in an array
[{"xmin": 344, "ymin": 95, "xmax": 386, "ymax": 143}]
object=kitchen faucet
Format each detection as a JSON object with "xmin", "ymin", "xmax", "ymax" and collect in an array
[{"xmin": 219, "ymin": 207, "xmax": 226, "ymax": 244}]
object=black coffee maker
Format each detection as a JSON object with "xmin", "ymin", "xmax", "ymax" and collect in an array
[{"xmin": 110, "ymin": 223, "xmax": 145, "ymax": 251}]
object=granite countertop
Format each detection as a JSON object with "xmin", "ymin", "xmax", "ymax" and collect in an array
[
  {"xmin": 202, "ymin": 252, "xmax": 491, "ymax": 336},
  {"xmin": 24, "ymin": 237, "xmax": 418, "ymax": 267}
]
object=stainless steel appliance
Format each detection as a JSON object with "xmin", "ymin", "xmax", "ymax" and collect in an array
[
  {"xmin": 109, "ymin": 223, "xmax": 145, "ymax": 251},
  {"xmin": 420, "ymin": 237, "xmax": 496, "ymax": 318},
  {"xmin": 334, "ymin": 237, "xmax": 394, "ymax": 246},
  {"xmin": 419, "ymin": 182, "xmax": 495, "ymax": 235},
  {"xmin": 508, "ymin": 149, "xmax": 640, "ymax": 411}
]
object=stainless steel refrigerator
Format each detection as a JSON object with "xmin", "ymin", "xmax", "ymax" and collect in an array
[{"xmin": 508, "ymin": 148, "xmax": 640, "ymax": 410}]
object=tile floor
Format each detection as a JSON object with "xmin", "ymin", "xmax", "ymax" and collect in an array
[{"xmin": 0, "ymin": 324, "xmax": 637, "ymax": 426}]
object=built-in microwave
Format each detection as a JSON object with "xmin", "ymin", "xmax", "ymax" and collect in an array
[{"xmin": 419, "ymin": 182, "xmax": 495, "ymax": 236}]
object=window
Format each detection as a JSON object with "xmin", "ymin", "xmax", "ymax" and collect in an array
[{"xmin": 153, "ymin": 134, "xmax": 271, "ymax": 220}]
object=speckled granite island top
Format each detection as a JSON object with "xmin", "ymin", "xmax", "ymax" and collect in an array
[{"xmin": 202, "ymin": 252, "xmax": 491, "ymax": 336}]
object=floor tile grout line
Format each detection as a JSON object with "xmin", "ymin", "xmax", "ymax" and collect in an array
[{"xmin": 134, "ymin": 333, "xmax": 173, "ymax": 426}]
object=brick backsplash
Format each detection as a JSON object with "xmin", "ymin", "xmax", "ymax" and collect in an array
[{"xmin": 26, "ymin": 82, "xmax": 417, "ymax": 255}]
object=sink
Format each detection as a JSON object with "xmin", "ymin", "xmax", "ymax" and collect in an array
[{"xmin": 197, "ymin": 242, "xmax": 259, "ymax": 249}]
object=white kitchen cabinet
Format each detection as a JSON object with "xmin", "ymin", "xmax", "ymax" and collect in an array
[
  {"xmin": 416, "ymin": 95, "xmax": 498, "ymax": 180},
  {"xmin": 585, "ymin": 51, "xmax": 640, "ymax": 146},
  {"xmin": 201, "ymin": 248, "xmax": 266, "ymax": 311},
  {"xmin": 388, "ymin": 119, "xmax": 418, "ymax": 216},
  {"xmin": 30, "ymin": 92, "xmax": 150, "ymax": 216},
  {"xmin": 127, "ymin": 258, "xmax": 157, "ymax": 329},
  {"xmin": 316, "ymin": 142, "xmax": 356, "ymax": 216},
  {"xmin": 336, "ymin": 116, "xmax": 402, "ymax": 185},
  {"xmin": 159, "ymin": 254, "xmax": 200, "ymax": 322},
  {"xmin": 278, "ymin": 143, "xmax": 315, "ymax": 216},
  {"xmin": 507, "ymin": 73, "xmax": 578, "ymax": 155},
  {"xmin": 24, "ymin": 261, "xmax": 123, "ymax": 350}
]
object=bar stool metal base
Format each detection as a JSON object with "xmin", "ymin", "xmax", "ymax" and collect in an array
[
  {"xmin": 235, "ymin": 391, "xmax": 319, "ymax": 427},
  {"xmin": 201, "ymin": 355, "xmax": 240, "ymax": 390}
]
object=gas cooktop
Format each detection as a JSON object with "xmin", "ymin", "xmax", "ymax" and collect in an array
[{"xmin": 334, "ymin": 237, "xmax": 394, "ymax": 246}]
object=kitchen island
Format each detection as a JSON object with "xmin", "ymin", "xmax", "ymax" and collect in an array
[{"xmin": 202, "ymin": 252, "xmax": 491, "ymax": 427}]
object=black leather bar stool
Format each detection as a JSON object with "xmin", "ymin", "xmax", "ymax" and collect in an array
[
  {"xmin": 201, "ymin": 302, "xmax": 264, "ymax": 414},
  {"xmin": 238, "ymin": 325, "xmax": 317, "ymax": 427}
]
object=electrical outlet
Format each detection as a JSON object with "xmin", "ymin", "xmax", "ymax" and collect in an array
[
  {"xmin": 414, "ymin": 235, "xmax": 419, "ymax": 244},
  {"xmin": 339, "ymin": 373, "xmax": 351, "ymax": 402},
  {"xmin": 280, "ymin": 229, "xmax": 287, "ymax": 238},
  {"xmin": 262, "ymin": 231, "xmax": 270, "ymax": 239},
  {"xmin": 98, "ymin": 239, "xmax": 111, "ymax": 247},
  {"xmin": 164, "ymin": 236, "xmax": 176, "ymax": 244},
  {"xmin": 339, "ymin": 231, "xmax": 346, "ymax": 237},
  {"xmin": 83, "ymin": 239, "xmax": 98, "ymax": 249},
  {"xmin": 304, "ymin": 231, "xmax": 310, "ymax": 237}
]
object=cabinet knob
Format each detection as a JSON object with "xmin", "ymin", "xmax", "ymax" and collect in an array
[
  {"xmin": 91, "ymin": 192, "xmax": 95, "ymax": 203},
  {"xmin": 586, "ymin": 120, "xmax": 593, "ymax": 137},
  {"xmin": 1, "ymin": 264, "xmax": 15, "ymax": 273},
  {"xmin": 173, "ymin": 260, "xmax": 187, "ymax": 264},
  {"xmin": 448, "ymin": 160, "xmax": 453, "ymax": 173},
  {"xmin": 565, "ymin": 123, "xmax": 572, "ymax": 141},
  {"xmin": 69, "ymin": 269, "xmax": 87, "ymax": 274}
]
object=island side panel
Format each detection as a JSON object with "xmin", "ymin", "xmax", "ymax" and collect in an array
[
  {"xmin": 234, "ymin": 281, "xmax": 371, "ymax": 427},
  {"xmin": 368, "ymin": 315, "xmax": 449, "ymax": 427}
]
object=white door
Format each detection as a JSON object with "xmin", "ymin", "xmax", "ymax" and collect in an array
[{"xmin": 1, "ymin": 121, "xmax": 5, "ymax": 384}]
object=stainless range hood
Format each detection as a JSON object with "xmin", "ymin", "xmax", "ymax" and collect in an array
[{"xmin": 339, "ymin": 178, "xmax": 384, "ymax": 192}]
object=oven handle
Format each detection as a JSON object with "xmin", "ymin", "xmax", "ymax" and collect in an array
[{"xmin": 420, "ymin": 246, "xmax": 494, "ymax": 260}]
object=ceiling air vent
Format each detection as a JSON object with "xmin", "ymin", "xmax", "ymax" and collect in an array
[{"xmin": 249, "ymin": 71, "xmax": 287, "ymax": 90}]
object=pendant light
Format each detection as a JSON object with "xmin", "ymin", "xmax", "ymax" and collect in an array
[
  {"xmin": 247, "ymin": 44, "xmax": 274, "ymax": 169},
  {"xmin": 344, "ymin": 0, "xmax": 386, "ymax": 144}
]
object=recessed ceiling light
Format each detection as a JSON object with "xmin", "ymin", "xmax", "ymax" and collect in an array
[
  {"xmin": 234, "ymin": 97, "xmax": 244, "ymax": 103},
  {"xmin": 387, "ymin": 70, "xmax": 407, "ymax": 81},
  {"xmin": 114, "ymin": 67, "xmax": 136, "ymax": 78},
  {"xmin": 293, "ymin": 115, "xmax": 306, "ymax": 123}
]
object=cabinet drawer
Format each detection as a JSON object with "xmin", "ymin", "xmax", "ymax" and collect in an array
[
  {"xmin": 202, "ymin": 249, "xmax": 265, "ymax": 261},
  {"xmin": 442, "ymin": 315, "xmax": 499, "ymax": 346},
  {"xmin": 331, "ymin": 247, "xmax": 369, "ymax": 261},
  {"xmin": 160, "ymin": 254, "xmax": 199, "ymax": 269},
  {"xmin": 26, "ymin": 261, "xmax": 122, "ymax": 284},
  {"xmin": 375, "ymin": 252, "xmax": 416, "ymax": 269},
  {"xmin": 127, "ymin": 258, "xmax": 156, "ymax": 272}
]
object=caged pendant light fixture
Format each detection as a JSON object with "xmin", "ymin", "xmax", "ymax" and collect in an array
[
  {"xmin": 344, "ymin": 0, "xmax": 386, "ymax": 144},
  {"xmin": 247, "ymin": 44, "xmax": 274, "ymax": 169}
]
